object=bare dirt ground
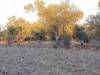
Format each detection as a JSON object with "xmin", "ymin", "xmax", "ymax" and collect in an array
[{"xmin": 0, "ymin": 42, "xmax": 100, "ymax": 75}]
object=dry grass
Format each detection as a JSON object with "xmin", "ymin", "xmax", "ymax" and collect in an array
[{"xmin": 0, "ymin": 44, "xmax": 99, "ymax": 75}]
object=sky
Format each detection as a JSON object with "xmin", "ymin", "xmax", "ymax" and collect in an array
[{"xmin": 0, "ymin": 0, "xmax": 99, "ymax": 28}]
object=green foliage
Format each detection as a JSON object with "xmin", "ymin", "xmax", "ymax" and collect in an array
[
  {"xmin": 95, "ymin": 26, "xmax": 100, "ymax": 40},
  {"xmin": 61, "ymin": 32, "xmax": 71, "ymax": 49},
  {"xmin": 0, "ymin": 30, "xmax": 7, "ymax": 41},
  {"xmin": 47, "ymin": 28, "xmax": 56, "ymax": 40},
  {"xmin": 7, "ymin": 26, "xmax": 22, "ymax": 45},
  {"xmin": 86, "ymin": 2, "xmax": 100, "ymax": 41},
  {"xmin": 62, "ymin": 32, "xmax": 71, "ymax": 41},
  {"xmin": 75, "ymin": 25, "xmax": 88, "ymax": 42},
  {"xmin": 31, "ymin": 30, "xmax": 46, "ymax": 40}
]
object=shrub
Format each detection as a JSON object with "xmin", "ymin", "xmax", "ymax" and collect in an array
[
  {"xmin": 47, "ymin": 28, "xmax": 56, "ymax": 41},
  {"xmin": 32, "ymin": 31, "xmax": 46, "ymax": 40},
  {"xmin": 61, "ymin": 32, "xmax": 71, "ymax": 49},
  {"xmin": 75, "ymin": 26, "xmax": 89, "ymax": 43}
]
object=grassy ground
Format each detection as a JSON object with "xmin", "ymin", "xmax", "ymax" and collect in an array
[{"xmin": 0, "ymin": 45, "xmax": 99, "ymax": 75}]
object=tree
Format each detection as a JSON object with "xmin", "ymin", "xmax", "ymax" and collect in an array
[
  {"xmin": 34, "ymin": 3, "xmax": 83, "ymax": 37},
  {"xmin": 7, "ymin": 26, "xmax": 16, "ymax": 45},
  {"xmin": 31, "ymin": 20, "xmax": 48, "ymax": 40},
  {"xmin": 24, "ymin": 0, "xmax": 83, "ymax": 47},
  {"xmin": 6, "ymin": 16, "xmax": 35, "ymax": 42},
  {"xmin": 87, "ymin": 13, "xmax": 100, "ymax": 40}
]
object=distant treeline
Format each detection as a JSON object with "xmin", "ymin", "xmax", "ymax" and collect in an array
[{"xmin": 0, "ymin": 0, "xmax": 99, "ymax": 46}]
